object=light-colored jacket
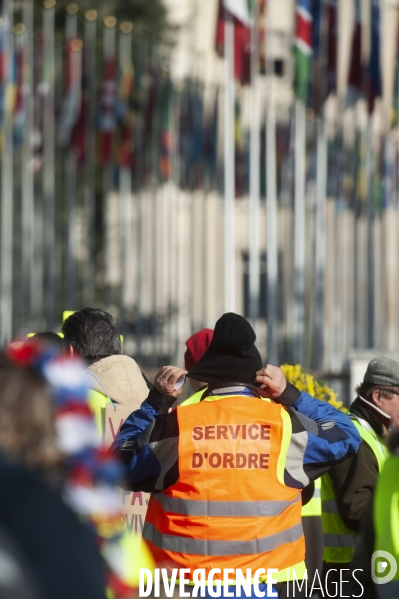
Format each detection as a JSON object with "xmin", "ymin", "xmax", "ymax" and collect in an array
[{"xmin": 87, "ymin": 355, "xmax": 149, "ymax": 436}]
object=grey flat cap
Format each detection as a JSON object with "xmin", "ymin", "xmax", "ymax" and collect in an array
[{"xmin": 363, "ymin": 357, "xmax": 399, "ymax": 387}]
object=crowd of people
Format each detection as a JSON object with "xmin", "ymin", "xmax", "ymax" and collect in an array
[{"xmin": 0, "ymin": 307, "xmax": 398, "ymax": 598}]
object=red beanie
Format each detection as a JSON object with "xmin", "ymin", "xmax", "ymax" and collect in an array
[{"xmin": 184, "ymin": 328, "xmax": 214, "ymax": 371}]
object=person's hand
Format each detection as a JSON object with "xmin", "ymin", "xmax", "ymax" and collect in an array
[
  {"xmin": 254, "ymin": 364, "xmax": 287, "ymax": 399},
  {"xmin": 154, "ymin": 366, "xmax": 188, "ymax": 398}
]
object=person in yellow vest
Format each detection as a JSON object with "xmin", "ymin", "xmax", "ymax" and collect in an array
[
  {"xmin": 345, "ymin": 430, "xmax": 399, "ymax": 599},
  {"xmin": 62, "ymin": 308, "xmax": 151, "ymax": 437},
  {"xmin": 113, "ymin": 313, "xmax": 361, "ymax": 598},
  {"xmin": 321, "ymin": 357, "xmax": 399, "ymax": 594}
]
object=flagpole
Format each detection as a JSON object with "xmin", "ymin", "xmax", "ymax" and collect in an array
[
  {"xmin": 119, "ymin": 22, "xmax": 133, "ymax": 333},
  {"xmin": 224, "ymin": 9, "xmax": 236, "ymax": 313},
  {"xmin": 42, "ymin": 0, "xmax": 56, "ymax": 329},
  {"xmin": 293, "ymin": 99, "xmax": 306, "ymax": 364},
  {"xmin": 102, "ymin": 17, "xmax": 116, "ymax": 310},
  {"xmin": 314, "ymin": 0, "xmax": 328, "ymax": 370},
  {"xmin": 315, "ymin": 111, "xmax": 327, "ymax": 368},
  {"xmin": 83, "ymin": 10, "xmax": 97, "ymax": 306},
  {"xmin": 366, "ymin": 119, "xmax": 374, "ymax": 349},
  {"xmin": 266, "ymin": 7, "xmax": 278, "ymax": 366},
  {"xmin": 172, "ymin": 85, "xmax": 181, "ymax": 363},
  {"xmin": 21, "ymin": 2, "xmax": 34, "ymax": 331},
  {"xmin": 65, "ymin": 6, "xmax": 79, "ymax": 311},
  {"xmin": 249, "ymin": 2, "xmax": 260, "ymax": 330},
  {"xmin": 135, "ymin": 41, "xmax": 148, "ymax": 365},
  {"xmin": 0, "ymin": 0, "xmax": 13, "ymax": 342},
  {"xmin": 66, "ymin": 148, "xmax": 78, "ymax": 309}
]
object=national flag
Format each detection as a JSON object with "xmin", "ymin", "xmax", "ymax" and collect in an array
[
  {"xmin": 347, "ymin": 0, "xmax": 363, "ymax": 104},
  {"xmin": 178, "ymin": 83, "xmax": 204, "ymax": 188},
  {"xmin": 58, "ymin": 38, "xmax": 83, "ymax": 146},
  {"xmin": 294, "ymin": 0, "xmax": 313, "ymax": 104},
  {"xmin": 98, "ymin": 55, "xmax": 117, "ymax": 165},
  {"xmin": 31, "ymin": 31, "xmax": 44, "ymax": 174},
  {"xmin": 158, "ymin": 79, "xmax": 174, "ymax": 180},
  {"xmin": 71, "ymin": 93, "xmax": 86, "ymax": 164},
  {"xmin": 308, "ymin": 0, "xmax": 336, "ymax": 111},
  {"xmin": 0, "ymin": 22, "xmax": 7, "ymax": 127},
  {"xmin": 215, "ymin": 0, "xmax": 252, "ymax": 85},
  {"xmin": 366, "ymin": 0, "xmax": 381, "ymax": 114},
  {"xmin": 234, "ymin": 96, "xmax": 247, "ymax": 196},
  {"xmin": 118, "ymin": 47, "xmax": 135, "ymax": 168},
  {"xmin": 326, "ymin": 0, "xmax": 337, "ymax": 94},
  {"xmin": 13, "ymin": 34, "xmax": 25, "ymax": 144},
  {"xmin": 191, "ymin": 84, "xmax": 205, "ymax": 186},
  {"xmin": 204, "ymin": 87, "xmax": 219, "ymax": 186},
  {"xmin": 392, "ymin": 20, "xmax": 399, "ymax": 125},
  {"xmin": 258, "ymin": 0, "xmax": 267, "ymax": 74}
]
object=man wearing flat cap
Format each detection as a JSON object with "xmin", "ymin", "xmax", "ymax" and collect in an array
[
  {"xmin": 113, "ymin": 313, "xmax": 361, "ymax": 598},
  {"xmin": 321, "ymin": 357, "xmax": 399, "ymax": 593}
]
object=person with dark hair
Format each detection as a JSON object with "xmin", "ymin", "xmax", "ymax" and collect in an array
[
  {"xmin": 62, "ymin": 308, "xmax": 121, "ymax": 362},
  {"xmin": 320, "ymin": 357, "xmax": 399, "ymax": 594},
  {"xmin": 112, "ymin": 313, "xmax": 361, "ymax": 598},
  {"xmin": 62, "ymin": 308, "xmax": 151, "ymax": 436}
]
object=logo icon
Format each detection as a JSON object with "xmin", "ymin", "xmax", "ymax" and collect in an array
[
  {"xmin": 320, "ymin": 421, "xmax": 335, "ymax": 430},
  {"xmin": 371, "ymin": 550, "xmax": 398, "ymax": 585}
]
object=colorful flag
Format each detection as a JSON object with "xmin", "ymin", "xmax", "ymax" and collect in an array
[
  {"xmin": 347, "ymin": 0, "xmax": 363, "ymax": 104},
  {"xmin": 234, "ymin": 95, "xmax": 248, "ymax": 197},
  {"xmin": 258, "ymin": 0, "xmax": 267, "ymax": 74},
  {"xmin": 215, "ymin": 0, "xmax": 252, "ymax": 85},
  {"xmin": 58, "ymin": 39, "xmax": 82, "ymax": 146},
  {"xmin": 158, "ymin": 79, "xmax": 174, "ymax": 180},
  {"xmin": 0, "ymin": 23, "xmax": 7, "ymax": 127},
  {"xmin": 204, "ymin": 87, "xmax": 219, "ymax": 187},
  {"xmin": 392, "ymin": 20, "xmax": 399, "ymax": 125},
  {"xmin": 118, "ymin": 45, "xmax": 135, "ymax": 169},
  {"xmin": 98, "ymin": 55, "xmax": 117, "ymax": 165},
  {"xmin": 326, "ymin": 0, "xmax": 337, "ymax": 94},
  {"xmin": 366, "ymin": 0, "xmax": 381, "ymax": 114},
  {"xmin": 294, "ymin": 0, "xmax": 313, "ymax": 104},
  {"xmin": 13, "ymin": 34, "xmax": 25, "ymax": 144}
]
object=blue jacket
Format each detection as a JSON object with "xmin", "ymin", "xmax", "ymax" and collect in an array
[{"xmin": 112, "ymin": 383, "xmax": 361, "ymax": 493}]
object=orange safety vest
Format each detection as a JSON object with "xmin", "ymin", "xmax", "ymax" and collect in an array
[{"xmin": 143, "ymin": 395, "xmax": 304, "ymax": 582}]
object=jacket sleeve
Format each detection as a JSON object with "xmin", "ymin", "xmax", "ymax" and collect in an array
[
  {"xmin": 277, "ymin": 384, "xmax": 362, "ymax": 489},
  {"xmin": 111, "ymin": 388, "xmax": 178, "ymax": 492},
  {"xmin": 329, "ymin": 441, "xmax": 379, "ymax": 532}
]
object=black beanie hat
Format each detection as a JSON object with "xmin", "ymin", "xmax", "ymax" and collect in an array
[{"xmin": 187, "ymin": 313, "xmax": 262, "ymax": 385}]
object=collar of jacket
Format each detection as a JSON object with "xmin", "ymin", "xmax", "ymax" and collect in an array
[
  {"xmin": 201, "ymin": 383, "xmax": 262, "ymax": 400},
  {"xmin": 350, "ymin": 395, "xmax": 389, "ymax": 436}
]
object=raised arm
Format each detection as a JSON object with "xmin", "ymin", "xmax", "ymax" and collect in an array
[
  {"xmin": 255, "ymin": 365, "xmax": 362, "ymax": 486},
  {"xmin": 111, "ymin": 366, "xmax": 187, "ymax": 491}
]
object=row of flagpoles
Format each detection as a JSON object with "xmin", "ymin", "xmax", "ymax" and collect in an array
[{"xmin": 1, "ymin": 0, "xmax": 399, "ymax": 373}]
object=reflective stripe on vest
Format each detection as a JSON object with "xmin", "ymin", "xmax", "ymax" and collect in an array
[
  {"xmin": 145, "ymin": 395, "xmax": 305, "ymax": 582},
  {"xmin": 321, "ymin": 414, "xmax": 387, "ymax": 564},
  {"xmin": 143, "ymin": 520, "xmax": 304, "ymax": 556},
  {"xmin": 374, "ymin": 455, "xmax": 399, "ymax": 596},
  {"xmin": 301, "ymin": 477, "xmax": 321, "ymax": 517},
  {"xmin": 153, "ymin": 491, "xmax": 300, "ymax": 517}
]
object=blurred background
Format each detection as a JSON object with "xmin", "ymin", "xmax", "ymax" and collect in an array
[{"xmin": 1, "ymin": 0, "xmax": 399, "ymax": 400}]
